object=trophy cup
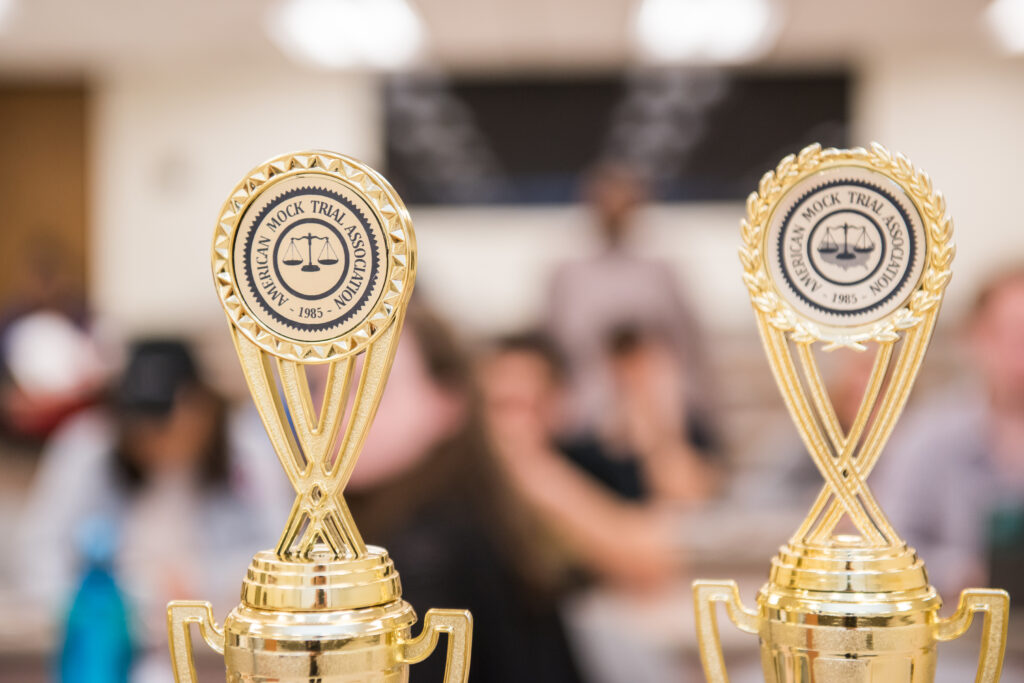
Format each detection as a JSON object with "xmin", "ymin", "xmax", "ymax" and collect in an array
[
  {"xmin": 693, "ymin": 143, "xmax": 1010, "ymax": 682},
  {"xmin": 166, "ymin": 151, "xmax": 472, "ymax": 682}
]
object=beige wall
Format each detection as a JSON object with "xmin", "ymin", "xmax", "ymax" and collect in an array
[
  {"xmin": 854, "ymin": 50, "xmax": 1024, "ymax": 322},
  {"xmin": 90, "ymin": 66, "xmax": 381, "ymax": 338},
  {"xmin": 88, "ymin": 52, "xmax": 1024, "ymax": 344},
  {"xmin": 413, "ymin": 203, "xmax": 748, "ymax": 337}
]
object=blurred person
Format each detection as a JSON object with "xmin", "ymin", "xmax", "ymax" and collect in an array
[
  {"xmin": 602, "ymin": 326, "xmax": 721, "ymax": 506},
  {"xmin": 545, "ymin": 163, "xmax": 707, "ymax": 434},
  {"xmin": 485, "ymin": 332, "xmax": 645, "ymax": 499},
  {"xmin": 15, "ymin": 340, "xmax": 283, "ymax": 682},
  {"xmin": 874, "ymin": 267, "xmax": 1024, "ymax": 599},
  {"xmin": 0, "ymin": 235, "xmax": 104, "ymax": 443},
  {"xmin": 480, "ymin": 332, "xmax": 695, "ymax": 683},
  {"xmin": 479, "ymin": 331, "xmax": 680, "ymax": 588},
  {"xmin": 346, "ymin": 302, "xmax": 584, "ymax": 683},
  {"xmin": 0, "ymin": 310, "xmax": 106, "ymax": 442}
]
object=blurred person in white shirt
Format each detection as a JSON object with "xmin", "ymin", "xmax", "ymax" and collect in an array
[{"xmin": 16, "ymin": 340, "xmax": 287, "ymax": 682}]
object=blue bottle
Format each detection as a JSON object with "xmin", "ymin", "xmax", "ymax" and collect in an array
[{"xmin": 59, "ymin": 517, "xmax": 133, "ymax": 683}]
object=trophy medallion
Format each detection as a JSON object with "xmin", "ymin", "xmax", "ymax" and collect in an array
[
  {"xmin": 167, "ymin": 151, "xmax": 471, "ymax": 682},
  {"xmin": 693, "ymin": 144, "xmax": 1009, "ymax": 683},
  {"xmin": 231, "ymin": 173, "xmax": 389, "ymax": 345},
  {"xmin": 766, "ymin": 165, "xmax": 925, "ymax": 329}
]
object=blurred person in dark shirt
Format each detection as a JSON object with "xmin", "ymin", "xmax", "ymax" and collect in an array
[
  {"xmin": 346, "ymin": 302, "xmax": 584, "ymax": 683},
  {"xmin": 602, "ymin": 326, "xmax": 721, "ymax": 506},
  {"xmin": 479, "ymin": 332, "xmax": 680, "ymax": 589},
  {"xmin": 874, "ymin": 267, "xmax": 1024, "ymax": 600},
  {"xmin": 484, "ymin": 333, "xmax": 644, "ymax": 500}
]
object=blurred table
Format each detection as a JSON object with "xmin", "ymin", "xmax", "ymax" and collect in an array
[
  {"xmin": 565, "ymin": 577, "xmax": 1024, "ymax": 683},
  {"xmin": 562, "ymin": 505, "xmax": 1024, "ymax": 683}
]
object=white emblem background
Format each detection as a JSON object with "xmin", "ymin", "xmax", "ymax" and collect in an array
[{"xmin": 766, "ymin": 166, "xmax": 926, "ymax": 328}]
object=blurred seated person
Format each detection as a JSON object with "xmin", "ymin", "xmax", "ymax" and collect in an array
[
  {"xmin": 485, "ymin": 333, "xmax": 644, "ymax": 500},
  {"xmin": 874, "ymin": 267, "xmax": 1024, "ymax": 599},
  {"xmin": 545, "ymin": 163, "xmax": 707, "ymax": 433},
  {"xmin": 346, "ymin": 302, "xmax": 584, "ymax": 683},
  {"xmin": 479, "ymin": 332, "xmax": 681, "ymax": 589},
  {"xmin": 16, "ymin": 340, "xmax": 283, "ymax": 681},
  {"xmin": 602, "ymin": 326, "xmax": 721, "ymax": 506},
  {"xmin": 0, "ymin": 235, "xmax": 101, "ymax": 443}
]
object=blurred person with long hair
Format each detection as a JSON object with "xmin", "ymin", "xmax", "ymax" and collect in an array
[
  {"xmin": 346, "ymin": 302, "xmax": 584, "ymax": 683},
  {"xmin": 16, "ymin": 340, "xmax": 283, "ymax": 682},
  {"xmin": 874, "ymin": 267, "xmax": 1024, "ymax": 599}
]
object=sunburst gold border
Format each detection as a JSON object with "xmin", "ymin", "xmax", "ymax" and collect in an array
[{"xmin": 211, "ymin": 150, "xmax": 416, "ymax": 362}]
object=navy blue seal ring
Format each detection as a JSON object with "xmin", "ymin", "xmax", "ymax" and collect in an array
[
  {"xmin": 241, "ymin": 184, "xmax": 383, "ymax": 335},
  {"xmin": 775, "ymin": 178, "xmax": 918, "ymax": 319}
]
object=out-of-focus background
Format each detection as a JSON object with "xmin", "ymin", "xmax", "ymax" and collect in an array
[{"xmin": 2, "ymin": 0, "xmax": 1024, "ymax": 681}]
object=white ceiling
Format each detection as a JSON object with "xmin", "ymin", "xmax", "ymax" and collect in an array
[{"xmin": 0, "ymin": 0, "xmax": 1001, "ymax": 76}]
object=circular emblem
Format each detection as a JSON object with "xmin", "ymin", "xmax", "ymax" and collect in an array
[
  {"xmin": 231, "ymin": 173, "xmax": 389, "ymax": 344},
  {"xmin": 766, "ymin": 166, "xmax": 926, "ymax": 327}
]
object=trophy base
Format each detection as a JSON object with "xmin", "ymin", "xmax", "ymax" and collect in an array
[
  {"xmin": 223, "ymin": 545, "xmax": 415, "ymax": 681},
  {"xmin": 242, "ymin": 546, "xmax": 403, "ymax": 611},
  {"xmin": 223, "ymin": 599, "xmax": 417, "ymax": 682},
  {"xmin": 758, "ymin": 538, "xmax": 942, "ymax": 683},
  {"xmin": 170, "ymin": 545, "xmax": 473, "ymax": 683}
]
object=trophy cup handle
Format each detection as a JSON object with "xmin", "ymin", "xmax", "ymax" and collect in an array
[
  {"xmin": 934, "ymin": 588, "xmax": 1010, "ymax": 683},
  {"xmin": 693, "ymin": 580, "xmax": 760, "ymax": 683},
  {"xmin": 167, "ymin": 600, "xmax": 226, "ymax": 683},
  {"xmin": 398, "ymin": 608, "xmax": 473, "ymax": 683}
]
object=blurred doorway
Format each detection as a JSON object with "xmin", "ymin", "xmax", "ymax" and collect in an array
[{"xmin": 0, "ymin": 84, "xmax": 88, "ymax": 312}]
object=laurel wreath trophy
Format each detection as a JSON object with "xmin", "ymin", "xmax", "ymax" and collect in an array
[
  {"xmin": 693, "ymin": 143, "xmax": 1009, "ymax": 682},
  {"xmin": 166, "ymin": 151, "xmax": 472, "ymax": 682}
]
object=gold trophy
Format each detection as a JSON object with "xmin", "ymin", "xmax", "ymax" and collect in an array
[
  {"xmin": 693, "ymin": 143, "xmax": 1010, "ymax": 682},
  {"xmin": 166, "ymin": 151, "xmax": 472, "ymax": 682}
]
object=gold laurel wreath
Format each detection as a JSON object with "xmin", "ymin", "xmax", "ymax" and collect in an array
[
  {"xmin": 739, "ymin": 142, "xmax": 954, "ymax": 348},
  {"xmin": 211, "ymin": 151, "xmax": 416, "ymax": 363}
]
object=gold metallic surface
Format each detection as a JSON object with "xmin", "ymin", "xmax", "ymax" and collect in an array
[
  {"xmin": 168, "ymin": 151, "xmax": 472, "ymax": 682},
  {"xmin": 693, "ymin": 143, "xmax": 1010, "ymax": 682}
]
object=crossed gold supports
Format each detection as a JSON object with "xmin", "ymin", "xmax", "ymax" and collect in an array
[
  {"xmin": 693, "ymin": 144, "xmax": 1009, "ymax": 683},
  {"xmin": 232, "ymin": 319, "xmax": 403, "ymax": 560},
  {"xmin": 756, "ymin": 307, "xmax": 939, "ymax": 549}
]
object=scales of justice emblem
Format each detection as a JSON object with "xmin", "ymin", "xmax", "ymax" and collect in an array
[
  {"xmin": 814, "ymin": 221, "xmax": 875, "ymax": 268},
  {"xmin": 282, "ymin": 230, "xmax": 341, "ymax": 271},
  {"xmin": 692, "ymin": 144, "xmax": 1010, "ymax": 683},
  {"xmin": 166, "ymin": 151, "xmax": 472, "ymax": 683}
]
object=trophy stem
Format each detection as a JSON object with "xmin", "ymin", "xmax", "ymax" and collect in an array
[{"xmin": 756, "ymin": 316, "xmax": 894, "ymax": 546}]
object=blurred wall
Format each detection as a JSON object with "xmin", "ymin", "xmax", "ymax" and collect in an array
[
  {"xmin": 90, "ymin": 66, "xmax": 381, "ymax": 337},
  {"xmin": 413, "ymin": 203, "xmax": 748, "ymax": 336},
  {"xmin": 88, "ymin": 52, "xmax": 1024, "ymax": 343},
  {"xmin": 855, "ymin": 50, "xmax": 1024, "ymax": 320}
]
